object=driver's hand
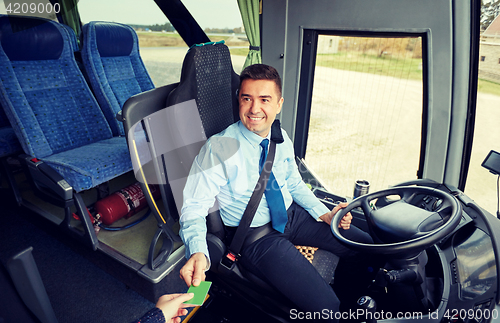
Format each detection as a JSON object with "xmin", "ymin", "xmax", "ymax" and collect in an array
[
  {"xmin": 319, "ymin": 202, "xmax": 352, "ymax": 229},
  {"xmin": 339, "ymin": 212, "xmax": 352, "ymax": 230},
  {"xmin": 180, "ymin": 252, "xmax": 207, "ymax": 287}
]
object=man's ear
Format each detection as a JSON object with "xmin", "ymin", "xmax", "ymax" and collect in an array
[{"xmin": 277, "ymin": 97, "xmax": 284, "ymax": 114}]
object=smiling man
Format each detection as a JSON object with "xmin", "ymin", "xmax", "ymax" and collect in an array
[{"xmin": 178, "ymin": 64, "xmax": 368, "ymax": 320}]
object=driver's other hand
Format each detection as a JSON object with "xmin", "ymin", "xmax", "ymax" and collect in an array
[
  {"xmin": 319, "ymin": 202, "xmax": 352, "ymax": 229},
  {"xmin": 339, "ymin": 211, "xmax": 352, "ymax": 230},
  {"xmin": 179, "ymin": 252, "xmax": 206, "ymax": 287}
]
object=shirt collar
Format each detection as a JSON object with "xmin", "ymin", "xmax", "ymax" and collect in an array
[{"xmin": 237, "ymin": 121, "xmax": 271, "ymax": 149}]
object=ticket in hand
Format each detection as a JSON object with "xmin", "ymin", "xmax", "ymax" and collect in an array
[{"xmin": 184, "ymin": 281, "xmax": 212, "ymax": 306}]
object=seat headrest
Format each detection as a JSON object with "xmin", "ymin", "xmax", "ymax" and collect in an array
[
  {"xmin": 167, "ymin": 41, "xmax": 240, "ymax": 138},
  {"xmin": 93, "ymin": 22, "xmax": 134, "ymax": 57},
  {"xmin": 0, "ymin": 16, "xmax": 64, "ymax": 61}
]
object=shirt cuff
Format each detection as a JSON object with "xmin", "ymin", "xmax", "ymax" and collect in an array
[
  {"xmin": 309, "ymin": 203, "xmax": 331, "ymax": 220},
  {"xmin": 185, "ymin": 246, "xmax": 211, "ymax": 271},
  {"xmin": 204, "ymin": 254, "xmax": 211, "ymax": 271}
]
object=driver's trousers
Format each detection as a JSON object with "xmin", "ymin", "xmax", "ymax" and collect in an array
[{"xmin": 229, "ymin": 202, "xmax": 372, "ymax": 322}]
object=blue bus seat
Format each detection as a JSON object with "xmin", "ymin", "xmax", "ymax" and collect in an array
[
  {"xmin": 0, "ymin": 15, "xmax": 133, "ymax": 249},
  {"xmin": 60, "ymin": 23, "xmax": 79, "ymax": 52},
  {"xmin": 0, "ymin": 19, "xmax": 77, "ymax": 161},
  {"xmin": 81, "ymin": 21, "xmax": 154, "ymax": 137},
  {"xmin": 0, "ymin": 15, "xmax": 132, "ymax": 192}
]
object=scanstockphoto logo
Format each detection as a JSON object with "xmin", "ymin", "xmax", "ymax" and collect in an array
[{"xmin": 290, "ymin": 308, "xmax": 441, "ymax": 321}]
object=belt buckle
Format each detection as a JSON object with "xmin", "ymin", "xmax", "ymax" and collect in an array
[{"xmin": 220, "ymin": 251, "xmax": 238, "ymax": 270}]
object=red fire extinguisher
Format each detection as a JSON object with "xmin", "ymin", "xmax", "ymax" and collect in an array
[{"xmin": 94, "ymin": 182, "xmax": 160, "ymax": 225}]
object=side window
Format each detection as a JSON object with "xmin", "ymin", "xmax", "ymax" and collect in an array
[
  {"xmin": 303, "ymin": 34, "xmax": 424, "ymax": 198},
  {"xmin": 78, "ymin": 1, "xmax": 187, "ymax": 87},
  {"xmin": 78, "ymin": 1, "xmax": 247, "ymax": 86},
  {"xmin": 182, "ymin": 0, "xmax": 248, "ymax": 73},
  {"xmin": 465, "ymin": 21, "xmax": 500, "ymax": 215}
]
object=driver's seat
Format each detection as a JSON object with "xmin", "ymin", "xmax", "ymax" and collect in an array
[{"xmin": 164, "ymin": 41, "xmax": 340, "ymax": 318}]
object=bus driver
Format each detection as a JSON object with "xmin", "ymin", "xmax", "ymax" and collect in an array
[{"xmin": 178, "ymin": 64, "xmax": 370, "ymax": 318}]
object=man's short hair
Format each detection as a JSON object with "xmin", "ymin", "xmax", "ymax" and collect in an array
[{"xmin": 239, "ymin": 64, "xmax": 282, "ymax": 98}]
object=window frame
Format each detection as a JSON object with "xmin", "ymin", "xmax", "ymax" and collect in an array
[{"xmin": 458, "ymin": 0, "xmax": 481, "ymax": 191}]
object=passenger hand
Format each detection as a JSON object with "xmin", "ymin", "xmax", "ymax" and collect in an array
[
  {"xmin": 179, "ymin": 252, "xmax": 207, "ymax": 287},
  {"xmin": 319, "ymin": 202, "xmax": 352, "ymax": 229},
  {"xmin": 155, "ymin": 293, "xmax": 195, "ymax": 323}
]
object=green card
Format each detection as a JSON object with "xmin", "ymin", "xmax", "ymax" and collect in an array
[{"xmin": 184, "ymin": 281, "xmax": 212, "ymax": 306}]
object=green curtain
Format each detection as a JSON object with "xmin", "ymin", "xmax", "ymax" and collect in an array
[
  {"xmin": 237, "ymin": 0, "xmax": 262, "ymax": 69},
  {"xmin": 59, "ymin": 0, "xmax": 82, "ymax": 46}
]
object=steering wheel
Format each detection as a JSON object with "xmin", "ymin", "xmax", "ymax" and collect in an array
[{"xmin": 331, "ymin": 186, "xmax": 462, "ymax": 257}]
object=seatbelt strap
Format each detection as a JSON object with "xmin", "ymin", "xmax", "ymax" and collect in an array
[{"xmin": 220, "ymin": 140, "xmax": 276, "ymax": 270}]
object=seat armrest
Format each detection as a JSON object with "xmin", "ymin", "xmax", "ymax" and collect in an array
[
  {"xmin": 206, "ymin": 233, "xmax": 225, "ymax": 274},
  {"xmin": 21, "ymin": 155, "xmax": 73, "ymax": 201},
  {"xmin": 206, "ymin": 210, "xmax": 225, "ymax": 241}
]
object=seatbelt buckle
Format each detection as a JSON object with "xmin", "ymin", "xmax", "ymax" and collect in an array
[{"xmin": 220, "ymin": 251, "xmax": 239, "ymax": 270}]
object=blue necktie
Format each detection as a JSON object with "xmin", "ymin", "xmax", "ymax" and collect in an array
[{"xmin": 260, "ymin": 139, "xmax": 288, "ymax": 233}]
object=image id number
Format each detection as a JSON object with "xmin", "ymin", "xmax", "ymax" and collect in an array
[
  {"xmin": 444, "ymin": 308, "xmax": 498, "ymax": 321},
  {"xmin": 6, "ymin": 2, "xmax": 61, "ymax": 14}
]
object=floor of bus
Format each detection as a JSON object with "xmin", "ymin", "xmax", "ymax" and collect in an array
[{"xmin": 0, "ymin": 173, "xmax": 281, "ymax": 322}]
